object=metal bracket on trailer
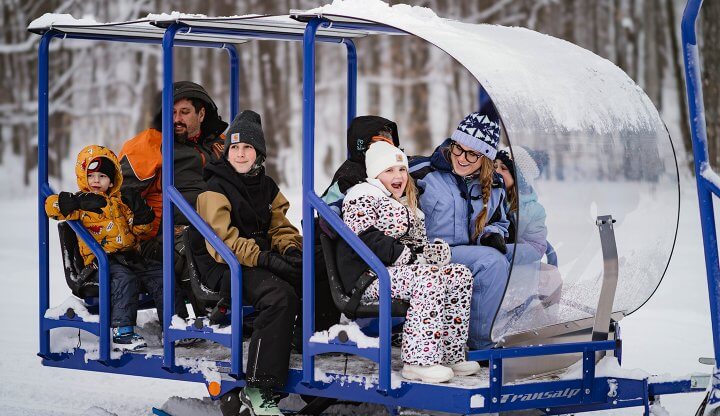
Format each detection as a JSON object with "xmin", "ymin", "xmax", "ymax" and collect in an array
[{"xmin": 593, "ymin": 215, "xmax": 619, "ymax": 346}]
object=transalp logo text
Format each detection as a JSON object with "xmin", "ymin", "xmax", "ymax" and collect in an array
[{"xmin": 500, "ymin": 388, "xmax": 581, "ymax": 403}]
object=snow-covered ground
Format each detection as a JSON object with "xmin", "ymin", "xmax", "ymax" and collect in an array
[{"xmin": 0, "ymin": 171, "xmax": 713, "ymax": 415}]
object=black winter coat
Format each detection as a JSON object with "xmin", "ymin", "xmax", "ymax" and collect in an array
[{"xmin": 189, "ymin": 159, "xmax": 281, "ymax": 289}]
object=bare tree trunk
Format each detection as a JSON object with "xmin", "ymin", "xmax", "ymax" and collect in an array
[
  {"xmin": 660, "ymin": 0, "xmax": 692, "ymax": 172},
  {"xmin": 643, "ymin": 0, "xmax": 661, "ymax": 106}
]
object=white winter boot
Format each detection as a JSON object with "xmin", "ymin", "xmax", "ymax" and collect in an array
[
  {"xmin": 449, "ymin": 361, "xmax": 481, "ymax": 376},
  {"xmin": 401, "ymin": 363, "xmax": 454, "ymax": 383}
]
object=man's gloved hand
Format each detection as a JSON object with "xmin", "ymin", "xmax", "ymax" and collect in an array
[
  {"xmin": 58, "ymin": 191, "xmax": 107, "ymax": 216},
  {"xmin": 423, "ymin": 238, "xmax": 451, "ymax": 265},
  {"xmin": 122, "ymin": 190, "xmax": 155, "ymax": 226},
  {"xmin": 479, "ymin": 232, "xmax": 507, "ymax": 254},
  {"xmin": 257, "ymin": 251, "xmax": 302, "ymax": 279}
]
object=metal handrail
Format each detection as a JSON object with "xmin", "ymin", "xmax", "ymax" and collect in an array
[{"xmin": 681, "ymin": 0, "xmax": 720, "ymax": 370}]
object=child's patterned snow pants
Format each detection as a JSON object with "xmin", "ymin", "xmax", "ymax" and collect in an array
[{"xmin": 362, "ymin": 263, "xmax": 473, "ymax": 366}]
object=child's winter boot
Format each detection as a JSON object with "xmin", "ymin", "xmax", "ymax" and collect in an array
[
  {"xmin": 112, "ymin": 326, "xmax": 147, "ymax": 351},
  {"xmin": 401, "ymin": 363, "xmax": 454, "ymax": 383},
  {"xmin": 449, "ymin": 360, "xmax": 481, "ymax": 376}
]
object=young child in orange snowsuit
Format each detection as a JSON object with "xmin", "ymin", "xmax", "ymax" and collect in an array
[{"xmin": 46, "ymin": 145, "xmax": 163, "ymax": 351}]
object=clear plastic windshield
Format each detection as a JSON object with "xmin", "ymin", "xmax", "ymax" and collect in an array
[
  {"xmin": 285, "ymin": 8, "xmax": 680, "ymax": 343},
  {"xmin": 491, "ymin": 128, "xmax": 679, "ymax": 341}
]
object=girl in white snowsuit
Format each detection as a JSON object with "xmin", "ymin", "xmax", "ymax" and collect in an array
[{"xmin": 341, "ymin": 141, "xmax": 478, "ymax": 383}]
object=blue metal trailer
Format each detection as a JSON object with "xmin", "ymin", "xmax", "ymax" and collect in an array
[{"xmin": 30, "ymin": 1, "xmax": 718, "ymax": 414}]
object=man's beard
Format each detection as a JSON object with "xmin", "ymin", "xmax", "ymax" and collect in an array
[{"xmin": 174, "ymin": 123, "xmax": 187, "ymax": 141}]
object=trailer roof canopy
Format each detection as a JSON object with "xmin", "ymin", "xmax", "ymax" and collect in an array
[{"xmin": 27, "ymin": 13, "xmax": 383, "ymax": 44}]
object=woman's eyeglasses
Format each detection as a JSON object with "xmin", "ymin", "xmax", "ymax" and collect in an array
[{"xmin": 450, "ymin": 141, "xmax": 481, "ymax": 163}]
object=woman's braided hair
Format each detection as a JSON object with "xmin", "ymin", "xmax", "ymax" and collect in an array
[
  {"xmin": 472, "ymin": 157, "xmax": 496, "ymax": 242},
  {"xmin": 443, "ymin": 145, "xmax": 496, "ymax": 242}
]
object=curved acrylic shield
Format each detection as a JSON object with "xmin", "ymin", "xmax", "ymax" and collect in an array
[{"xmin": 299, "ymin": 5, "xmax": 679, "ymax": 343}]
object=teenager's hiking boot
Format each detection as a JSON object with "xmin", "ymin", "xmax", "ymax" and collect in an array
[
  {"xmin": 239, "ymin": 387, "xmax": 284, "ymax": 415},
  {"xmin": 219, "ymin": 389, "xmax": 251, "ymax": 416},
  {"xmin": 401, "ymin": 363, "xmax": 454, "ymax": 383},
  {"xmin": 112, "ymin": 327, "xmax": 147, "ymax": 352},
  {"xmin": 209, "ymin": 298, "xmax": 230, "ymax": 326},
  {"xmin": 450, "ymin": 361, "xmax": 481, "ymax": 376}
]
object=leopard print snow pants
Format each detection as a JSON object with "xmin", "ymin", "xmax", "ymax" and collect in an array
[{"xmin": 362, "ymin": 263, "xmax": 473, "ymax": 366}]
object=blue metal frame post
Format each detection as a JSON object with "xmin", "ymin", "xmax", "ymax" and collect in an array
[
  {"xmin": 225, "ymin": 44, "xmax": 240, "ymax": 119},
  {"xmin": 225, "ymin": 41, "xmax": 243, "ymax": 375},
  {"xmin": 37, "ymin": 31, "xmax": 53, "ymax": 359},
  {"xmin": 343, "ymin": 39, "xmax": 357, "ymax": 124},
  {"xmin": 681, "ymin": 0, "xmax": 720, "ymax": 405},
  {"xmin": 301, "ymin": 17, "xmax": 324, "ymax": 387},
  {"xmin": 161, "ymin": 23, "xmax": 183, "ymax": 371},
  {"xmin": 37, "ymin": 31, "xmax": 112, "ymax": 364},
  {"xmin": 302, "ymin": 19, "xmax": 393, "ymax": 395},
  {"xmin": 96, "ymin": 221, "xmax": 111, "ymax": 362},
  {"xmin": 157, "ymin": 28, "xmax": 246, "ymax": 378}
]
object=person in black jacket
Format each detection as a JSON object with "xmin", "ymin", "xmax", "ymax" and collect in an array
[
  {"xmin": 119, "ymin": 81, "xmax": 227, "ymax": 250},
  {"xmin": 320, "ymin": 115, "xmax": 400, "ymax": 213},
  {"xmin": 119, "ymin": 81, "xmax": 228, "ymax": 320},
  {"xmin": 189, "ymin": 110, "xmax": 304, "ymax": 415}
]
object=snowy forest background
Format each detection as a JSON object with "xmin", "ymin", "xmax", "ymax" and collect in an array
[{"xmin": 2, "ymin": 0, "xmax": 720, "ymax": 193}]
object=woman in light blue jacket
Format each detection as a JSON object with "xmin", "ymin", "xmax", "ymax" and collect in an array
[
  {"xmin": 493, "ymin": 147, "xmax": 551, "ymax": 328},
  {"xmin": 495, "ymin": 146, "xmax": 548, "ymax": 265},
  {"xmin": 411, "ymin": 107, "xmax": 511, "ymax": 350}
]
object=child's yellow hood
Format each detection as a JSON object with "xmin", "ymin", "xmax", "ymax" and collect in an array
[{"xmin": 75, "ymin": 145, "xmax": 123, "ymax": 196}]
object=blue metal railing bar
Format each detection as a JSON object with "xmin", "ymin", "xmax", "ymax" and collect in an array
[
  {"xmin": 466, "ymin": 339, "xmax": 617, "ymax": 361},
  {"xmin": 306, "ymin": 339, "xmax": 380, "ymax": 363},
  {"xmin": 31, "ymin": 30, "xmax": 239, "ymax": 49},
  {"xmin": 681, "ymin": 0, "xmax": 720, "ymax": 368},
  {"xmin": 307, "ymin": 193, "xmax": 393, "ymax": 362},
  {"xmin": 161, "ymin": 23, "xmax": 180, "ymax": 372},
  {"xmin": 164, "ymin": 186, "xmax": 244, "ymax": 376},
  {"xmin": 38, "ymin": 31, "xmax": 55, "ymax": 362},
  {"xmin": 43, "ymin": 316, "xmax": 102, "ymax": 335}
]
